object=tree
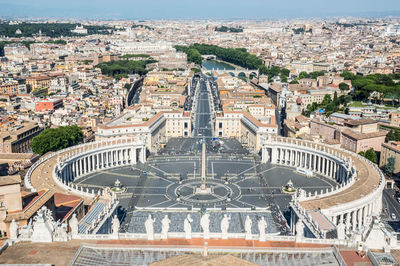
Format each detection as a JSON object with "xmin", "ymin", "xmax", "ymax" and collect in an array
[
  {"xmin": 31, "ymin": 125, "xmax": 84, "ymax": 155},
  {"xmin": 333, "ymin": 91, "xmax": 339, "ymax": 105},
  {"xmin": 359, "ymin": 148, "xmax": 378, "ymax": 164},
  {"xmin": 186, "ymin": 48, "xmax": 202, "ymax": 65},
  {"xmin": 299, "ymin": 71, "xmax": 309, "ymax": 79},
  {"xmin": 385, "ymin": 157, "xmax": 396, "ymax": 176},
  {"xmin": 341, "ymin": 70, "xmax": 356, "ymax": 81},
  {"xmin": 339, "ymin": 82, "xmax": 350, "ymax": 92}
]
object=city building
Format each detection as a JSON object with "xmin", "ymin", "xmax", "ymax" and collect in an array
[
  {"xmin": 380, "ymin": 141, "xmax": 400, "ymax": 174},
  {"xmin": 0, "ymin": 123, "xmax": 42, "ymax": 153},
  {"xmin": 35, "ymin": 99, "xmax": 63, "ymax": 112}
]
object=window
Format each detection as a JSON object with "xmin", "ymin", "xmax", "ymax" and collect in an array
[
  {"xmin": 219, "ymin": 122, "xmax": 223, "ymax": 129},
  {"xmin": 184, "ymin": 122, "xmax": 188, "ymax": 129}
]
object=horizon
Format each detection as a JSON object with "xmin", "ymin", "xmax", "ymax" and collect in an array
[{"xmin": 0, "ymin": 0, "xmax": 399, "ymax": 20}]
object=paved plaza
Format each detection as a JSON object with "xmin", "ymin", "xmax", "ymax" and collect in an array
[{"xmin": 75, "ymin": 145, "xmax": 336, "ymax": 235}]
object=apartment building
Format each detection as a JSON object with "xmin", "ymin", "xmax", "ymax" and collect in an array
[
  {"xmin": 0, "ymin": 82, "xmax": 19, "ymax": 96},
  {"xmin": 0, "ymin": 123, "xmax": 43, "ymax": 154},
  {"xmin": 96, "ymin": 107, "xmax": 191, "ymax": 153},
  {"xmin": 380, "ymin": 141, "xmax": 400, "ymax": 174},
  {"xmin": 26, "ymin": 75, "xmax": 52, "ymax": 90}
]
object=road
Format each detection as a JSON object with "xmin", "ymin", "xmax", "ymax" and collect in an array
[
  {"xmin": 129, "ymin": 86, "xmax": 141, "ymax": 106},
  {"xmin": 383, "ymin": 189, "xmax": 400, "ymax": 220},
  {"xmin": 193, "ymin": 75, "xmax": 214, "ymax": 139}
]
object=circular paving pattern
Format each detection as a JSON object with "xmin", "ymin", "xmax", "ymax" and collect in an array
[{"xmin": 166, "ymin": 179, "xmax": 241, "ymax": 207}]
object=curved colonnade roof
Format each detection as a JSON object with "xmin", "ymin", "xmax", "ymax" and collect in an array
[{"xmin": 269, "ymin": 137, "xmax": 382, "ymax": 211}]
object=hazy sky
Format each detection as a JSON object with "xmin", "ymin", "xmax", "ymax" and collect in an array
[{"xmin": 0, "ymin": 0, "xmax": 399, "ymax": 19}]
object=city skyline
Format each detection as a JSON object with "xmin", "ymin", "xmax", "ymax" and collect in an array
[{"xmin": 0, "ymin": 0, "xmax": 399, "ymax": 19}]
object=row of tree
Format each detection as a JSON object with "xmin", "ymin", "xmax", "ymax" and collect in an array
[
  {"xmin": 95, "ymin": 58, "xmax": 156, "ymax": 78},
  {"xmin": 340, "ymin": 71, "xmax": 400, "ymax": 101},
  {"xmin": 0, "ymin": 23, "xmax": 112, "ymax": 38},
  {"xmin": 215, "ymin": 26, "xmax": 243, "ymax": 33},
  {"xmin": 302, "ymin": 93, "xmax": 352, "ymax": 117},
  {"xmin": 175, "ymin": 44, "xmax": 297, "ymax": 82},
  {"xmin": 31, "ymin": 125, "xmax": 84, "ymax": 155}
]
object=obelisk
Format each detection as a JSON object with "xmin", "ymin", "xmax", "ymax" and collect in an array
[{"xmin": 201, "ymin": 140, "xmax": 206, "ymax": 190}]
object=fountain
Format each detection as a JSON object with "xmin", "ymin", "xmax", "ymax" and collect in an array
[
  {"xmin": 112, "ymin": 179, "xmax": 126, "ymax": 193},
  {"xmin": 282, "ymin": 179, "xmax": 297, "ymax": 194}
]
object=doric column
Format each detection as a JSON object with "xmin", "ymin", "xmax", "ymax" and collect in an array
[
  {"xmin": 297, "ymin": 151, "xmax": 302, "ymax": 167},
  {"xmin": 352, "ymin": 211, "xmax": 356, "ymax": 231},
  {"xmin": 131, "ymin": 148, "xmax": 136, "ymax": 164},
  {"xmin": 66, "ymin": 164, "xmax": 70, "ymax": 181},
  {"xmin": 291, "ymin": 150, "xmax": 293, "ymax": 166},
  {"xmin": 363, "ymin": 206, "xmax": 367, "ymax": 225},
  {"xmin": 141, "ymin": 147, "xmax": 146, "ymax": 163},
  {"xmin": 78, "ymin": 159, "xmax": 81, "ymax": 176},
  {"xmin": 83, "ymin": 157, "xmax": 87, "ymax": 175},
  {"xmin": 313, "ymin": 154, "xmax": 316, "ymax": 171},
  {"xmin": 333, "ymin": 163, "xmax": 337, "ymax": 180},
  {"xmin": 328, "ymin": 160, "xmax": 332, "ymax": 178},
  {"xmin": 91, "ymin": 155, "xmax": 94, "ymax": 171},
  {"xmin": 271, "ymin": 147, "xmax": 278, "ymax": 164},
  {"xmin": 73, "ymin": 161, "xmax": 77, "ymax": 178},
  {"xmin": 346, "ymin": 212, "xmax": 351, "ymax": 231},
  {"xmin": 357, "ymin": 209, "xmax": 362, "ymax": 229}
]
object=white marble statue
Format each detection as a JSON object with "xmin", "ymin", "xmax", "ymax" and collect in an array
[
  {"xmin": 19, "ymin": 219, "xmax": 33, "ymax": 241},
  {"xmin": 337, "ymin": 221, "xmax": 346, "ymax": 240},
  {"xmin": 245, "ymin": 215, "xmax": 252, "ymax": 240},
  {"xmin": 200, "ymin": 212, "xmax": 210, "ymax": 239},
  {"xmin": 9, "ymin": 219, "xmax": 18, "ymax": 241},
  {"xmin": 258, "ymin": 217, "xmax": 268, "ymax": 242},
  {"xmin": 161, "ymin": 215, "xmax": 171, "ymax": 240},
  {"xmin": 184, "ymin": 214, "xmax": 193, "ymax": 239},
  {"xmin": 69, "ymin": 214, "xmax": 78, "ymax": 237},
  {"xmin": 145, "ymin": 214, "xmax": 155, "ymax": 240},
  {"xmin": 54, "ymin": 223, "xmax": 69, "ymax": 242},
  {"xmin": 112, "ymin": 215, "xmax": 120, "ymax": 236},
  {"xmin": 220, "ymin": 214, "xmax": 230, "ymax": 239},
  {"xmin": 295, "ymin": 219, "xmax": 305, "ymax": 242},
  {"xmin": 31, "ymin": 206, "xmax": 55, "ymax": 242}
]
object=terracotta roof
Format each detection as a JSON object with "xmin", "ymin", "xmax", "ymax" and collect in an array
[
  {"xmin": 0, "ymin": 175, "xmax": 21, "ymax": 186},
  {"xmin": 382, "ymin": 141, "xmax": 400, "ymax": 153},
  {"xmin": 344, "ymin": 118, "xmax": 376, "ymax": 126},
  {"xmin": 341, "ymin": 129, "xmax": 387, "ymax": 140}
]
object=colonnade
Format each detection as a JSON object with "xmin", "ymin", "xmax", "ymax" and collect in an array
[
  {"xmin": 59, "ymin": 145, "xmax": 146, "ymax": 184},
  {"xmin": 261, "ymin": 135, "xmax": 384, "ymax": 239},
  {"xmin": 262, "ymin": 146, "xmax": 350, "ymax": 183}
]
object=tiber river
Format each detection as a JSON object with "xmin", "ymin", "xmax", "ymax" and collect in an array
[{"xmin": 201, "ymin": 59, "xmax": 235, "ymax": 70}]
